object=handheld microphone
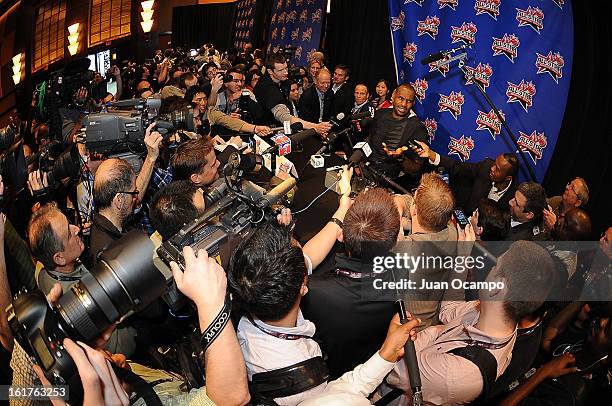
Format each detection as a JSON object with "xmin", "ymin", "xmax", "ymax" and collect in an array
[
  {"xmin": 262, "ymin": 128, "xmax": 317, "ymax": 155},
  {"xmin": 347, "ymin": 141, "xmax": 373, "ymax": 167},
  {"xmin": 269, "ymin": 122, "xmax": 304, "ymax": 134},
  {"xmin": 329, "ymin": 112, "xmax": 346, "ymax": 128},
  {"xmin": 396, "ymin": 299, "xmax": 423, "ymax": 406}
]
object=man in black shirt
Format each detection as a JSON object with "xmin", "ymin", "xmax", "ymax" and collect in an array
[
  {"xmin": 253, "ymin": 53, "xmax": 331, "ymax": 135},
  {"xmin": 365, "ymin": 83, "xmax": 428, "ymax": 179}
]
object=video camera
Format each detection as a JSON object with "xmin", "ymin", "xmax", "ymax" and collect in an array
[
  {"xmin": 6, "ymin": 153, "xmax": 296, "ymax": 396},
  {"xmin": 83, "ymin": 97, "xmax": 194, "ymax": 155}
]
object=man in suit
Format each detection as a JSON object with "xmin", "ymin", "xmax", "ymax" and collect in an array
[
  {"xmin": 413, "ymin": 141, "xmax": 519, "ymax": 215},
  {"xmin": 507, "ymin": 182, "xmax": 547, "ymax": 241},
  {"xmin": 329, "ymin": 64, "xmax": 354, "ymax": 117},
  {"xmin": 298, "ymin": 67, "xmax": 332, "ymax": 123}
]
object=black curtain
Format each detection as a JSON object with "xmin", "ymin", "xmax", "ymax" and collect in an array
[
  {"xmin": 252, "ymin": 0, "xmax": 274, "ymax": 50},
  {"xmin": 543, "ymin": 1, "xmax": 612, "ymax": 236},
  {"xmin": 172, "ymin": 3, "xmax": 237, "ymax": 51},
  {"xmin": 324, "ymin": 0, "xmax": 397, "ymax": 89}
]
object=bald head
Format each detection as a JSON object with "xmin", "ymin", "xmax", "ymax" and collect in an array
[
  {"xmin": 556, "ymin": 207, "xmax": 592, "ymax": 241},
  {"xmin": 315, "ymin": 68, "xmax": 332, "ymax": 93},
  {"xmin": 94, "ymin": 158, "xmax": 135, "ymax": 210}
]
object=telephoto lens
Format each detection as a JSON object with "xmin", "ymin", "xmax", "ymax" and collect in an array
[
  {"xmin": 57, "ymin": 231, "xmax": 167, "ymax": 342},
  {"xmin": 156, "ymin": 108, "xmax": 195, "ymax": 133}
]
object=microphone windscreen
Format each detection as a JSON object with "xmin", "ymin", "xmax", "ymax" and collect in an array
[{"xmin": 421, "ymin": 52, "xmax": 444, "ymax": 65}]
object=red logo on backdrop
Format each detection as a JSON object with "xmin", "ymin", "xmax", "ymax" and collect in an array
[
  {"xmin": 506, "ymin": 80, "xmax": 537, "ymax": 113},
  {"xmin": 429, "ymin": 54, "xmax": 451, "ymax": 77},
  {"xmin": 391, "ymin": 11, "xmax": 406, "ymax": 32},
  {"xmin": 291, "ymin": 28, "xmax": 300, "ymax": 41},
  {"xmin": 492, "ymin": 33, "xmax": 521, "ymax": 63},
  {"xmin": 448, "ymin": 135, "xmax": 475, "ymax": 162},
  {"xmin": 410, "ymin": 78, "xmax": 429, "ymax": 103},
  {"xmin": 516, "ymin": 6, "xmax": 545, "ymax": 34},
  {"xmin": 404, "ymin": 0, "xmax": 425, "ymax": 6},
  {"xmin": 403, "ymin": 43, "xmax": 418, "ymax": 67},
  {"xmin": 438, "ymin": 0, "xmax": 459, "ymax": 11},
  {"xmin": 517, "ymin": 130, "xmax": 548, "ymax": 164},
  {"xmin": 474, "ymin": 0, "xmax": 501, "ymax": 20},
  {"xmin": 551, "ymin": 0, "xmax": 564, "ymax": 9},
  {"xmin": 424, "ymin": 118, "xmax": 438, "ymax": 142},
  {"xmin": 439, "ymin": 91, "xmax": 465, "ymax": 120},
  {"xmin": 464, "ymin": 63, "xmax": 494, "ymax": 89},
  {"xmin": 536, "ymin": 51, "xmax": 565, "ymax": 83},
  {"xmin": 299, "ymin": 9, "xmax": 308, "ymax": 22},
  {"xmin": 278, "ymin": 11, "xmax": 286, "ymax": 24},
  {"xmin": 417, "ymin": 16, "xmax": 440, "ymax": 40},
  {"xmin": 476, "ymin": 109, "xmax": 505, "ymax": 140},
  {"xmin": 451, "ymin": 22, "xmax": 478, "ymax": 45}
]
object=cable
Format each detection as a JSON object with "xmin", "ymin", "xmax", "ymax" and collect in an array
[{"xmin": 291, "ymin": 180, "xmax": 338, "ymax": 215}]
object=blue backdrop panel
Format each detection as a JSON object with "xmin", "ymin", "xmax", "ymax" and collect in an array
[
  {"xmin": 267, "ymin": 0, "xmax": 326, "ymax": 66},
  {"xmin": 388, "ymin": 0, "xmax": 573, "ymax": 181},
  {"xmin": 234, "ymin": 0, "xmax": 257, "ymax": 50}
]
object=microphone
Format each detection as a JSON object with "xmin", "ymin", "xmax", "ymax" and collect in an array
[
  {"xmin": 350, "ymin": 110, "xmax": 374, "ymax": 120},
  {"xmin": 420, "ymin": 43, "xmax": 468, "ymax": 66},
  {"xmin": 329, "ymin": 112, "xmax": 346, "ymax": 128},
  {"xmin": 421, "ymin": 52, "xmax": 445, "ymax": 65},
  {"xmin": 262, "ymin": 128, "xmax": 317, "ymax": 155},
  {"xmin": 396, "ymin": 299, "xmax": 423, "ymax": 406},
  {"xmin": 269, "ymin": 122, "xmax": 304, "ymax": 134},
  {"xmin": 348, "ymin": 141, "xmax": 373, "ymax": 167}
]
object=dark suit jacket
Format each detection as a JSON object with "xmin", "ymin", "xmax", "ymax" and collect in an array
[
  {"xmin": 438, "ymin": 155, "xmax": 516, "ymax": 215},
  {"xmin": 329, "ymin": 83, "xmax": 354, "ymax": 118},
  {"xmin": 505, "ymin": 221, "xmax": 536, "ymax": 241},
  {"xmin": 298, "ymin": 85, "xmax": 331, "ymax": 123}
]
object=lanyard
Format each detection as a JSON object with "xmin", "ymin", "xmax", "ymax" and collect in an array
[
  {"xmin": 334, "ymin": 268, "xmax": 375, "ymax": 279},
  {"xmin": 247, "ymin": 315, "xmax": 315, "ymax": 341},
  {"xmin": 437, "ymin": 324, "xmax": 515, "ymax": 350}
]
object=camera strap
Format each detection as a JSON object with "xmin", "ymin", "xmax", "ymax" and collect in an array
[
  {"xmin": 247, "ymin": 314, "xmax": 317, "ymax": 341},
  {"xmin": 200, "ymin": 299, "xmax": 232, "ymax": 352}
]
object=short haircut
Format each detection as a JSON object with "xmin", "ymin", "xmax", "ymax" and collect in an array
[
  {"xmin": 266, "ymin": 53, "xmax": 286, "ymax": 70},
  {"xmin": 203, "ymin": 63, "xmax": 217, "ymax": 74},
  {"xmin": 179, "ymin": 72, "xmax": 196, "ymax": 89},
  {"xmin": 477, "ymin": 198, "xmax": 510, "ymax": 241},
  {"xmin": 93, "ymin": 158, "xmax": 135, "ymax": 210},
  {"xmin": 343, "ymin": 188, "xmax": 400, "ymax": 259},
  {"xmin": 497, "ymin": 241, "xmax": 556, "ymax": 323},
  {"xmin": 334, "ymin": 64, "xmax": 350, "ymax": 76},
  {"xmin": 149, "ymin": 181, "xmax": 200, "ymax": 240},
  {"xmin": 315, "ymin": 67, "xmax": 331, "ymax": 81},
  {"xmin": 228, "ymin": 222, "xmax": 306, "ymax": 322},
  {"xmin": 415, "ymin": 172, "xmax": 455, "ymax": 232},
  {"xmin": 184, "ymin": 85, "xmax": 209, "ymax": 104},
  {"xmin": 502, "ymin": 153, "xmax": 519, "ymax": 178},
  {"xmin": 397, "ymin": 82, "xmax": 416, "ymax": 96},
  {"xmin": 355, "ymin": 83, "xmax": 369, "ymax": 93},
  {"xmin": 517, "ymin": 182, "xmax": 547, "ymax": 224},
  {"xmin": 226, "ymin": 67, "xmax": 244, "ymax": 77},
  {"xmin": 159, "ymin": 96, "xmax": 190, "ymax": 115},
  {"xmin": 573, "ymin": 177, "xmax": 589, "ymax": 205},
  {"xmin": 171, "ymin": 138, "xmax": 214, "ymax": 181},
  {"xmin": 28, "ymin": 204, "xmax": 64, "ymax": 271}
]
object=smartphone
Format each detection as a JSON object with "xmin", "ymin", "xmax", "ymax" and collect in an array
[
  {"xmin": 454, "ymin": 209, "xmax": 469, "ymax": 229},
  {"xmin": 407, "ymin": 139, "xmax": 423, "ymax": 151}
]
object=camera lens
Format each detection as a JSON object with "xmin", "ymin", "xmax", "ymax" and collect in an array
[{"xmin": 56, "ymin": 231, "xmax": 167, "ymax": 342}]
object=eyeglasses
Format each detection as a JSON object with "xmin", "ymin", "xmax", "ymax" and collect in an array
[{"xmin": 118, "ymin": 190, "xmax": 139, "ymax": 197}]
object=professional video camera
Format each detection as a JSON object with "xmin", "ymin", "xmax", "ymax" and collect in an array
[
  {"xmin": 83, "ymin": 97, "xmax": 194, "ymax": 155},
  {"xmin": 46, "ymin": 58, "xmax": 102, "ymax": 109},
  {"xmin": 6, "ymin": 152, "xmax": 296, "ymax": 396}
]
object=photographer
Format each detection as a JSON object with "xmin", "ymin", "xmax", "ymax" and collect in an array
[
  {"xmin": 149, "ymin": 180, "xmax": 206, "ymax": 240},
  {"xmin": 215, "ymin": 68, "xmax": 264, "ymax": 124},
  {"xmin": 88, "ymin": 123, "xmax": 162, "ymax": 264}
]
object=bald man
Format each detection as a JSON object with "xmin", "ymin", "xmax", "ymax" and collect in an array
[
  {"xmin": 365, "ymin": 83, "xmax": 428, "ymax": 182},
  {"xmin": 552, "ymin": 207, "xmax": 592, "ymax": 241},
  {"xmin": 88, "ymin": 127, "xmax": 161, "ymax": 264},
  {"xmin": 544, "ymin": 177, "xmax": 590, "ymax": 233},
  {"xmin": 298, "ymin": 67, "xmax": 333, "ymax": 124}
]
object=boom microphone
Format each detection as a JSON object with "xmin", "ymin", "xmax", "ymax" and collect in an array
[
  {"xmin": 420, "ymin": 52, "xmax": 445, "ymax": 65},
  {"xmin": 254, "ymin": 177, "xmax": 297, "ymax": 209}
]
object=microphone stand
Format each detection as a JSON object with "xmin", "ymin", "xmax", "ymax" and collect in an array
[{"xmin": 435, "ymin": 53, "xmax": 536, "ymax": 182}]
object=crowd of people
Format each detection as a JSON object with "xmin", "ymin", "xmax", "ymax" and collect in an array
[{"xmin": 0, "ymin": 41, "xmax": 610, "ymax": 406}]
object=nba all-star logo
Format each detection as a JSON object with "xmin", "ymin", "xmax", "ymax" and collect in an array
[
  {"xmin": 506, "ymin": 80, "xmax": 537, "ymax": 113},
  {"xmin": 464, "ymin": 63, "xmax": 493, "ymax": 89},
  {"xmin": 417, "ymin": 16, "xmax": 440, "ymax": 40},
  {"xmin": 391, "ymin": 11, "xmax": 405, "ymax": 32},
  {"xmin": 448, "ymin": 135, "xmax": 475, "ymax": 162},
  {"xmin": 404, "ymin": 0, "xmax": 424, "ymax": 6},
  {"xmin": 438, "ymin": 0, "xmax": 459, "ymax": 11},
  {"xmin": 410, "ymin": 78, "xmax": 429, "ymax": 103},
  {"xmin": 536, "ymin": 51, "xmax": 564, "ymax": 83},
  {"xmin": 450, "ymin": 22, "xmax": 478, "ymax": 45},
  {"xmin": 474, "ymin": 0, "xmax": 501, "ymax": 20},
  {"xmin": 476, "ymin": 109, "xmax": 505, "ymax": 140},
  {"xmin": 403, "ymin": 43, "xmax": 418, "ymax": 66},
  {"xmin": 517, "ymin": 130, "xmax": 548, "ymax": 164},
  {"xmin": 492, "ymin": 33, "xmax": 520, "ymax": 63},
  {"xmin": 423, "ymin": 118, "xmax": 438, "ymax": 142},
  {"xmin": 516, "ymin": 6, "xmax": 545, "ymax": 34},
  {"xmin": 439, "ymin": 91, "xmax": 465, "ymax": 120},
  {"xmin": 429, "ymin": 55, "xmax": 451, "ymax": 77}
]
